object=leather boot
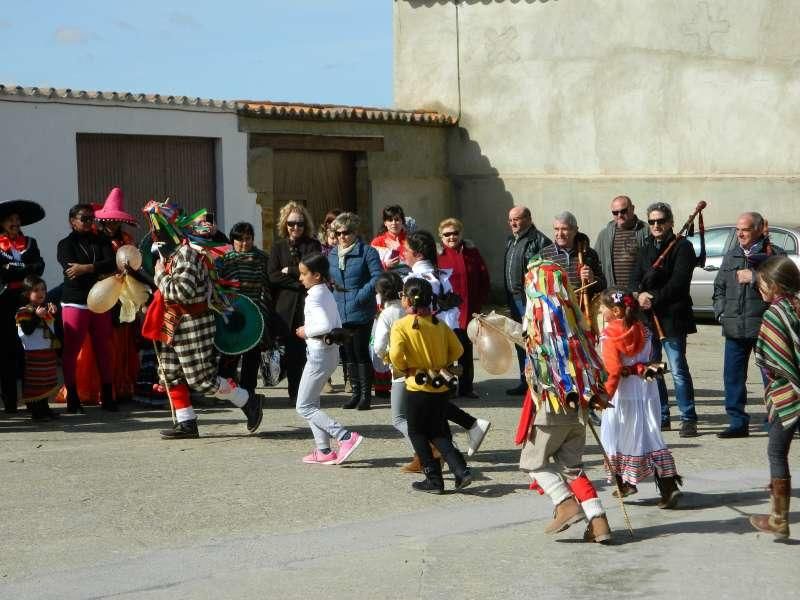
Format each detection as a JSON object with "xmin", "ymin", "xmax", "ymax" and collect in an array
[
  {"xmin": 27, "ymin": 402, "xmax": 44, "ymax": 421},
  {"xmin": 583, "ymin": 514, "xmax": 612, "ymax": 544},
  {"xmin": 401, "ymin": 454, "xmax": 422, "ymax": 473},
  {"xmin": 100, "ymin": 383, "xmax": 118, "ymax": 412},
  {"xmin": 342, "ymin": 363, "xmax": 360, "ymax": 409},
  {"xmin": 41, "ymin": 400, "xmax": 59, "ymax": 420},
  {"xmin": 356, "ymin": 363, "xmax": 372, "ymax": 410},
  {"xmin": 160, "ymin": 419, "xmax": 200, "ymax": 439},
  {"xmin": 544, "ymin": 497, "xmax": 584, "ymax": 534},
  {"xmin": 655, "ymin": 473, "xmax": 683, "ymax": 509},
  {"xmin": 613, "ymin": 475, "xmax": 638, "ymax": 498},
  {"xmin": 65, "ymin": 384, "xmax": 84, "ymax": 414},
  {"xmin": 342, "ymin": 361, "xmax": 352, "ymax": 394},
  {"xmin": 443, "ymin": 447, "xmax": 472, "ymax": 490},
  {"xmin": 412, "ymin": 462, "xmax": 444, "ymax": 494},
  {"xmin": 750, "ymin": 478, "xmax": 791, "ymax": 538}
]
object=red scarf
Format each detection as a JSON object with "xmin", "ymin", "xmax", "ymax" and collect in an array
[{"xmin": 0, "ymin": 234, "xmax": 27, "ymax": 254}]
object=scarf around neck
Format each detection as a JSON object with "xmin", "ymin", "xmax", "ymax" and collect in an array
[{"xmin": 338, "ymin": 241, "xmax": 357, "ymax": 271}]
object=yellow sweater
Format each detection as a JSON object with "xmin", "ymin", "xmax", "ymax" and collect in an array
[{"xmin": 389, "ymin": 314, "xmax": 463, "ymax": 393}]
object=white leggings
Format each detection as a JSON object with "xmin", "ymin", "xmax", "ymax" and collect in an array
[{"xmin": 296, "ymin": 346, "xmax": 348, "ymax": 449}]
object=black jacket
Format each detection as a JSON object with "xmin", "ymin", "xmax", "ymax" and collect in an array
[
  {"xmin": 630, "ymin": 233, "xmax": 697, "ymax": 338},
  {"xmin": 267, "ymin": 237, "xmax": 322, "ymax": 331},
  {"xmin": 713, "ymin": 239, "xmax": 785, "ymax": 339},
  {"xmin": 56, "ymin": 231, "xmax": 115, "ymax": 305},
  {"xmin": 0, "ymin": 236, "xmax": 44, "ymax": 299},
  {"xmin": 504, "ymin": 226, "xmax": 552, "ymax": 299}
]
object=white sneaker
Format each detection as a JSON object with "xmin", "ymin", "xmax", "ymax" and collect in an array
[{"xmin": 467, "ymin": 418, "xmax": 491, "ymax": 456}]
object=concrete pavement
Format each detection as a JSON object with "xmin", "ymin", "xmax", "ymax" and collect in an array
[{"xmin": 1, "ymin": 323, "xmax": 798, "ymax": 599}]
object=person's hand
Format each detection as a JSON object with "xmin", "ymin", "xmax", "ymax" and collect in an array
[
  {"xmin": 736, "ymin": 269, "xmax": 754, "ymax": 284},
  {"xmin": 65, "ymin": 263, "xmax": 91, "ymax": 279},
  {"xmin": 281, "ymin": 266, "xmax": 289, "ymax": 275},
  {"xmin": 579, "ymin": 265, "xmax": 593, "ymax": 282},
  {"xmin": 47, "ymin": 303, "xmax": 57, "ymax": 314},
  {"xmin": 385, "ymin": 253, "xmax": 400, "ymax": 267},
  {"xmin": 155, "ymin": 259, "xmax": 165, "ymax": 274},
  {"xmin": 35, "ymin": 306, "xmax": 48, "ymax": 318},
  {"xmin": 638, "ymin": 291, "xmax": 653, "ymax": 310},
  {"xmin": 295, "ymin": 326, "xmax": 306, "ymax": 339}
]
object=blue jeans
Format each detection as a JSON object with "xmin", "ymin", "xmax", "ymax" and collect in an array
[
  {"xmin": 651, "ymin": 335, "xmax": 697, "ymax": 422},
  {"xmin": 507, "ymin": 292, "xmax": 527, "ymax": 384},
  {"xmin": 723, "ymin": 337, "xmax": 768, "ymax": 431}
]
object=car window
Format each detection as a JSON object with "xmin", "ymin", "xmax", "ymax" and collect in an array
[
  {"xmin": 769, "ymin": 229, "xmax": 797, "ymax": 254},
  {"xmin": 689, "ymin": 227, "xmax": 732, "ymax": 258}
]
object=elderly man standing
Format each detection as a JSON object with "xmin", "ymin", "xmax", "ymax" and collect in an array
[
  {"xmin": 539, "ymin": 211, "xmax": 606, "ymax": 299},
  {"xmin": 631, "ymin": 202, "xmax": 698, "ymax": 437},
  {"xmin": 594, "ymin": 195, "xmax": 648, "ymax": 292},
  {"xmin": 504, "ymin": 206, "xmax": 551, "ymax": 395},
  {"xmin": 713, "ymin": 212, "xmax": 784, "ymax": 438}
]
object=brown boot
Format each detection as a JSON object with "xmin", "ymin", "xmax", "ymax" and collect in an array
[
  {"xmin": 656, "ymin": 474, "xmax": 683, "ymax": 509},
  {"xmin": 750, "ymin": 478, "xmax": 790, "ymax": 539},
  {"xmin": 401, "ymin": 454, "xmax": 422, "ymax": 473},
  {"xmin": 543, "ymin": 496, "xmax": 584, "ymax": 534},
  {"xmin": 583, "ymin": 514, "xmax": 612, "ymax": 544}
]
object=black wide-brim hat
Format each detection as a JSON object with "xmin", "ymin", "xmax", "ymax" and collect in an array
[{"xmin": 0, "ymin": 199, "xmax": 46, "ymax": 226}]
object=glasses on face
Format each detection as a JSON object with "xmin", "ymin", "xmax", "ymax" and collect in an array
[
  {"xmin": 441, "ymin": 231, "xmax": 460, "ymax": 238},
  {"xmin": 287, "ymin": 221, "xmax": 305, "ymax": 228},
  {"xmin": 335, "ymin": 230, "xmax": 352, "ymax": 237},
  {"xmin": 78, "ymin": 215, "xmax": 95, "ymax": 223},
  {"xmin": 612, "ymin": 208, "xmax": 629, "ymax": 216},
  {"xmin": 648, "ymin": 218, "xmax": 668, "ymax": 226}
]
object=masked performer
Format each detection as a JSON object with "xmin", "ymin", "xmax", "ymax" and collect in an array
[
  {"xmin": 516, "ymin": 258, "xmax": 612, "ymax": 543},
  {"xmin": 141, "ymin": 202, "xmax": 262, "ymax": 439}
]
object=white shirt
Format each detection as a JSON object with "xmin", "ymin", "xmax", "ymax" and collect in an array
[
  {"xmin": 404, "ymin": 260, "xmax": 461, "ymax": 331},
  {"xmin": 303, "ymin": 283, "xmax": 343, "ymax": 350}
]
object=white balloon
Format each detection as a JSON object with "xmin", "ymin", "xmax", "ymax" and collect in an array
[
  {"xmin": 116, "ymin": 245, "xmax": 142, "ymax": 272},
  {"xmin": 475, "ymin": 323, "xmax": 514, "ymax": 375},
  {"xmin": 87, "ymin": 276, "xmax": 124, "ymax": 314}
]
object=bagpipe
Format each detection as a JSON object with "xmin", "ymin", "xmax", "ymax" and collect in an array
[{"xmin": 640, "ymin": 201, "xmax": 708, "ymax": 340}]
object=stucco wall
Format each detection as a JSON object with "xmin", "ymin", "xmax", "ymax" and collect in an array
[
  {"xmin": 395, "ymin": 0, "xmax": 800, "ymax": 281},
  {"xmin": 239, "ymin": 116, "xmax": 453, "ymax": 240},
  {"xmin": 0, "ymin": 98, "xmax": 255, "ymax": 287}
]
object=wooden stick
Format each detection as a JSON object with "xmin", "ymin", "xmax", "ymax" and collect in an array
[
  {"xmin": 587, "ymin": 418, "xmax": 635, "ymax": 535},
  {"xmin": 573, "ymin": 280, "xmax": 598, "ymax": 294}
]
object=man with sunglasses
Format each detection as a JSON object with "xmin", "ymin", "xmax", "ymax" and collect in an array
[
  {"xmin": 630, "ymin": 202, "xmax": 699, "ymax": 437},
  {"xmin": 594, "ymin": 195, "xmax": 648, "ymax": 292}
]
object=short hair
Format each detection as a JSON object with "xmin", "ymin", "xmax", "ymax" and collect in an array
[
  {"xmin": 511, "ymin": 205, "xmax": 531, "ymax": 219},
  {"xmin": 438, "ymin": 217, "xmax": 463, "ymax": 235},
  {"xmin": 553, "ymin": 211, "xmax": 578, "ymax": 230},
  {"xmin": 277, "ymin": 202, "xmax": 314, "ymax": 239},
  {"xmin": 612, "ymin": 195, "xmax": 632, "ymax": 206},
  {"xmin": 382, "ymin": 205, "xmax": 405, "ymax": 222},
  {"xmin": 229, "ymin": 221, "xmax": 255, "ymax": 241},
  {"xmin": 69, "ymin": 204, "xmax": 94, "ymax": 220},
  {"xmin": 646, "ymin": 202, "xmax": 673, "ymax": 222},
  {"xmin": 332, "ymin": 212, "xmax": 360, "ymax": 233},
  {"xmin": 741, "ymin": 211, "xmax": 764, "ymax": 231}
]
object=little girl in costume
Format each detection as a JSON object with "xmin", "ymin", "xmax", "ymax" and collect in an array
[
  {"xmin": 16, "ymin": 276, "xmax": 61, "ymax": 421},
  {"xmin": 295, "ymin": 252, "xmax": 364, "ymax": 465},
  {"xmin": 598, "ymin": 288, "xmax": 682, "ymax": 508},
  {"xmin": 389, "ymin": 277, "xmax": 471, "ymax": 493}
]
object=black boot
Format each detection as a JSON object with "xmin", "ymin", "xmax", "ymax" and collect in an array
[
  {"xmin": 41, "ymin": 400, "xmax": 59, "ymax": 420},
  {"xmin": 160, "ymin": 419, "xmax": 200, "ymax": 439},
  {"xmin": 412, "ymin": 462, "xmax": 445, "ymax": 494},
  {"xmin": 443, "ymin": 447, "xmax": 472, "ymax": 490},
  {"xmin": 241, "ymin": 392, "xmax": 263, "ymax": 433},
  {"xmin": 100, "ymin": 383, "xmax": 118, "ymax": 412},
  {"xmin": 655, "ymin": 473, "xmax": 683, "ymax": 509},
  {"xmin": 356, "ymin": 363, "xmax": 372, "ymax": 411},
  {"xmin": 1, "ymin": 371, "xmax": 18, "ymax": 414},
  {"xmin": 65, "ymin": 384, "xmax": 84, "ymax": 414},
  {"xmin": 32, "ymin": 399, "xmax": 53, "ymax": 422},
  {"xmin": 342, "ymin": 363, "xmax": 360, "ymax": 409}
]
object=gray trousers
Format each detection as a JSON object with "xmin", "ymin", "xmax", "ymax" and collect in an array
[
  {"xmin": 390, "ymin": 379, "xmax": 412, "ymax": 449},
  {"xmin": 296, "ymin": 345, "xmax": 347, "ymax": 449}
]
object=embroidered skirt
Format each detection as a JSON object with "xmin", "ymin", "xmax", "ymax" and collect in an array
[{"xmin": 21, "ymin": 349, "xmax": 59, "ymax": 403}]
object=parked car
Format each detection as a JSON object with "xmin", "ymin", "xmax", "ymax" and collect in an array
[{"xmin": 688, "ymin": 224, "xmax": 800, "ymax": 317}]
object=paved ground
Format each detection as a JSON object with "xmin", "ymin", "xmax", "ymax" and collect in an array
[{"xmin": 1, "ymin": 323, "xmax": 798, "ymax": 599}]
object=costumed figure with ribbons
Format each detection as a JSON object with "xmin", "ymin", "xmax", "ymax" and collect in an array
[
  {"xmin": 598, "ymin": 288, "xmax": 683, "ymax": 508},
  {"xmin": 516, "ymin": 257, "xmax": 613, "ymax": 543},
  {"xmin": 141, "ymin": 200, "xmax": 263, "ymax": 439}
]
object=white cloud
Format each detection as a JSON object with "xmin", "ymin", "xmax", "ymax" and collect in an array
[{"xmin": 54, "ymin": 27, "xmax": 95, "ymax": 45}]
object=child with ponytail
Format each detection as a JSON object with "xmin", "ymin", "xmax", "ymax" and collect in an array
[
  {"xmin": 389, "ymin": 277, "xmax": 471, "ymax": 493},
  {"xmin": 295, "ymin": 252, "xmax": 363, "ymax": 465},
  {"xmin": 750, "ymin": 255, "xmax": 800, "ymax": 538},
  {"xmin": 598, "ymin": 287, "xmax": 682, "ymax": 508}
]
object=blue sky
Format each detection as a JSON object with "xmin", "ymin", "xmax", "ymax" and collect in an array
[{"xmin": 0, "ymin": 0, "xmax": 393, "ymax": 106}]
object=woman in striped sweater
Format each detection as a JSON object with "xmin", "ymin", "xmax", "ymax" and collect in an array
[{"xmin": 751, "ymin": 255, "xmax": 800, "ymax": 538}]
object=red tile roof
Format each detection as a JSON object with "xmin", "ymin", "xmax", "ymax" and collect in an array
[{"xmin": 238, "ymin": 100, "xmax": 457, "ymax": 126}]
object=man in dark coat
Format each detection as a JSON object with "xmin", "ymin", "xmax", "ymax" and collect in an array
[
  {"xmin": 503, "ymin": 206, "xmax": 551, "ymax": 395},
  {"xmin": 713, "ymin": 212, "xmax": 784, "ymax": 438},
  {"xmin": 630, "ymin": 202, "xmax": 699, "ymax": 437}
]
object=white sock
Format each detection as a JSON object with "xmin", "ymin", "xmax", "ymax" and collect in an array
[{"xmin": 532, "ymin": 471, "xmax": 572, "ymax": 506}]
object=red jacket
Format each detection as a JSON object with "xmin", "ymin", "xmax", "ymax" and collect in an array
[
  {"xmin": 601, "ymin": 319, "xmax": 646, "ymax": 397},
  {"xmin": 437, "ymin": 241, "xmax": 490, "ymax": 330}
]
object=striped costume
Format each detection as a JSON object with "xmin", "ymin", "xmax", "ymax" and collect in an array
[
  {"xmin": 755, "ymin": 297, "xmax": 800, "ymax": 428},
  {"xmin": 16, "ymin": 306, "xmax": 60, "ymax": 404}
]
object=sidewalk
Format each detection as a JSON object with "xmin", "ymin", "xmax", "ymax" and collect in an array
[{"xmin": 1, "ymin": 324, "xmax": 797, "ymax": 599}]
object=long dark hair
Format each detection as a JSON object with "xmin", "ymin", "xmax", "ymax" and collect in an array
[
  {"xmin": 299, "ymin": 252, "xmax": 330, "ymax": 281},
  {"xmin": 375, "ymin": 271, "xmax": 403, "ymax": 303},
  {"xmin": 403, "ymin": 277, "xmax": 438, "ymax": 328}
]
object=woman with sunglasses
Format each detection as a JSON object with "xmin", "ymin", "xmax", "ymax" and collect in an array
[
  {"xmin": 436, "ymin": 218, "xmax": 490, "ymax": 398},
  {"xmin": 56, "ymin": 204, "xmax": 116, "ymax": 413},
  {"xmin": 268, "ymin": 202, "xmax": 321, "ymax": 401},
  {"xmin": 630, "ymin": 202, "xmax": 698, "ymax": 438}
]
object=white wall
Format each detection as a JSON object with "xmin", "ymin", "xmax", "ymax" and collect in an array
[{"xmin": 0, "ymin": 99, "xmax": 257, "ymax": 287}]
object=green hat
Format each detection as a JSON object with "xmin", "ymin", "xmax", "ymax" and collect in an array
[{"xmin": 214, "ymin": 294, "xmax": 264, "ymax": 355}]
